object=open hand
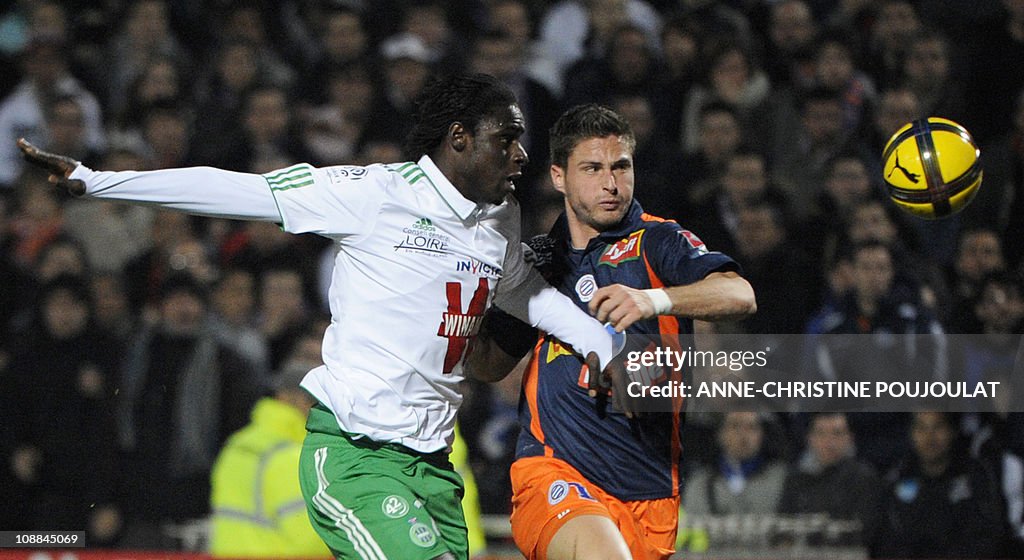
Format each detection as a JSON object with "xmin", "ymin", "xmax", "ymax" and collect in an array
[{"xmin": 16, "ymin": 138, "xmax": 86, "ymax": 195}]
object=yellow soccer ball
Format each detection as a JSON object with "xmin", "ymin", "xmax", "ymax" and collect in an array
[{"xmin": 881, "ymin": 117, "xmax": 982, "ymax": 219}]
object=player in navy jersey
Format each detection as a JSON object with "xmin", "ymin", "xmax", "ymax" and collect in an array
[{"xmin": 467, "ymin": 104, "xmax": 756, "ymax": 560}]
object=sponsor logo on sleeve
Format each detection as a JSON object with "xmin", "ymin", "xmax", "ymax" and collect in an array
[
  {"xmin": 680, "ymin": 230, "xmax": 709, "ymax": 255},
  {"xmin": 326, "ymin": 165, "xmax": 368, "ymax": 183}
]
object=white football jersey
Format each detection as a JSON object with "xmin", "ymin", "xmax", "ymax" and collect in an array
[{"xmin": 268, "ymin": 156, "xmax": 536, "ymax": 451}]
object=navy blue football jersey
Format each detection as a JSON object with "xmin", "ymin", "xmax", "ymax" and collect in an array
[{"xmin": 512, "ymin": 201, "xmax": 738, "ymax": 501}]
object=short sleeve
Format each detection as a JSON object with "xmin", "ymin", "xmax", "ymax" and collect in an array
[
  {"xmin": 644, "ymin": 222, "xmax": 740, "ymax": 286},
  {"xmin": 264, "ymin": 163, "xmax": 387, "ymax": 238}
]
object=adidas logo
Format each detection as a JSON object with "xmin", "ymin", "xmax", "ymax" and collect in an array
[{"xmin": 412, "ymin": 217, "xmax": 435, "ymax": 231}]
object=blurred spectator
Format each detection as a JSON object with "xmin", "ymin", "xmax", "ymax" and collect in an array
[
  {"xmin": 398, "ymin": 1, "xmax": 461, "ymax": 67},
  {"xmin": 562, "ymin": 23, "xmax": 660, "ymax": 109},
  {"xmin": 218, "ymin": 3, "xmax": 296, "ymax": 91},
  {"xmin": 117, "ymin": 55, "xmax": 186, "ymax": 132},
  {"xmin": 7, "ymin": 177, "xmax": 65, "ymax": 270},
  {"xmin": 209, "ymin": 267, "xmax": 270, "ymax": 376},
  {"xmin": 683, "ymin": 411, "xmax": 788, "ymax": 516},
  {"xmin": 300, "ymin": 62, "xmax": 378, "ymax": 166},
  {"xmin": 104, "ymin": 0, "xmax": 186, "ymax": 118},
  {"xmin": 651, "ymin": 14, "xmax": 703, "ymax": 146},
  {"xmin": 210, "ymin": 85, "xmax": 312, "ymax": 173},
  {"xmin": 138, "ymin": 102, "xmax": 196, "ymax": 169},
  {"xmin": 845, "ymin": 198, "xmax": 945, "ymax": 304},
  {"xmin": 63, "ymin": 147, "xmax": 154, "ymax": 274},
  {"xmin": 778, "ymin": 412, "xmax": 882, "ymax": 546},
  {"xmin": 733, "ymin": 200, "xmax": 819, "ymax": 335},
  {"xmin": 220, "ymin": 220, "xmax": 320, "ymax": 289},
  {"xmin": 90, "ymin": 272, "xmax": 135, "ymax": 345},
  {"xmin": 42, "ymin": 95, "xmax": 102, "ymax": 167},
  {"xmin": 872, "ymin": 411, "xmax": 1004, "ymax": 558},
  {"xmin": 121, "ymin": 212, "xmax": 197, "ymax": 312},
  {"xmin": 772, "ymin": 87, "xmax": 858, "ymax": 221},
  {"xmin": 764, "ymin": 0, "xmax": 819, "ymax": 90},
  {"xmin": 32, "ymin": 234, "xmax": 87, "ymax": 286},
  {"xmin": 680, "ymin": 40, "xmax": 772, "ymax": 155},
  {"xmin": 5, "ymin": 275, "xmax": 122, "ymax": 544},
  {"xmin": 191, "ymin": 40, "xmax": 262, "ymax": 165},
  {"xmin": 368, "ymin": 33, "xmax": 433, "ymax": 146},
  {"xmin": 866, "ymin": 0, "xmax": 923, "ymax": 90},
  {"xmin": 209, "ymin": 360, "xmax": 328, "ymax": 558},
  {"xmin": 685, "ymin": 149, "xmax": 791, "ymax": 259},
  {"xmin": 484, "ymin": 0, "xmax": 562, "ymax": 95},
  {"xmin": 947, "ymin": 228, "xmax": 1007, "ymax": 333},
  {"xmin": 812, "ymin": 33, "xmax": 876, "ymax": 135},
  {"xmin": 259, "ymin": 267, "xmax": 312, "ymax": 371},
  {"xmin": 299, "ymin": 6, "xmax": 369, "ymax": 106},
  {"xmin": 536, "ymin": 0, "xmax": 662, "ymax": 92},
  {"xmin": 116, "ymin": 273, "xmax": 265, "ymax": 548},
  {"xmin": 676, "ymin": 101, "xmax": 743, "ymax": 210},
  {"xmin": 0, "ymin": 34, "xmax": 105, "ymax": 188},
  {"xmin": 901, "ymin": 28, "xmax": 967, "ymax": 124}
]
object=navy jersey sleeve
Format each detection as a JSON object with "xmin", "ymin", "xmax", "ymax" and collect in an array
[{"xmin": 644, "ymin": 222, "xmax": 739, "ymax": 286}]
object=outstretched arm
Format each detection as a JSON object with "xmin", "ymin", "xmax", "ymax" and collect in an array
[
  {"xmin": 17, "ymin": 138, "xmax": 281, "ymax": 221},
  {"xmin": 590, "ymin": 271, "xmax": 757, "ymax": 332}
]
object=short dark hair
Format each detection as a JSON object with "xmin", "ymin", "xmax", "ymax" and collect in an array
[
  {"xmin": 549, "ymin": 104, "xmax": 636, "ymax": 169},
  {"xmin": 403, "ymin": 73, "xmax": 518, "ymax": 160}
]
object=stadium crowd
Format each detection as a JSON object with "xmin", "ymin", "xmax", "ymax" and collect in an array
[{"xmin": 0, "ymin": 0, "xmax": 1023, "ymax": 557}]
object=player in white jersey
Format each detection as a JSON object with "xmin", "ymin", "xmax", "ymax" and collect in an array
[{"xmin": 18, "ymin": 74, "xmax": 625, "ymax": 560}]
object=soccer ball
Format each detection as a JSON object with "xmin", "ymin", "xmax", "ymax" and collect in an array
[{"xmin": 881, "ymin": 117, "xmax": 982, "ymax": 219}]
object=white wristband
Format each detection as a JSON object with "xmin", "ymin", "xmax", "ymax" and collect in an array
[{"xmin": 643, "ymin": 288, "xmax": 672, "ymax": 315}]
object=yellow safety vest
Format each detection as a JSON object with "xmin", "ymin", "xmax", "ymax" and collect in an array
[
  {"xmin": 210, "ymin": 397, "xmax": 330, "ymax": 558},
  {"xmin": 451, "ymin": 424, "xmax": 486, "ymax": 557}
]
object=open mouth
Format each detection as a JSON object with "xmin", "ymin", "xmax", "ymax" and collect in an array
[{"xmin": 504, "ymin": 173, "xmax": 521, "ymax": 192}]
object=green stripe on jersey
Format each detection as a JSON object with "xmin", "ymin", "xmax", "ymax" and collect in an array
[{"xmin": 264, "ymin": 163, "xmax": 314, "ymax": 191}]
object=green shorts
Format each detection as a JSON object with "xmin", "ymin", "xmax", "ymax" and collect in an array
[{"xmin": 298, "ymin": 403, "xmax": 468, "ymax": 560}]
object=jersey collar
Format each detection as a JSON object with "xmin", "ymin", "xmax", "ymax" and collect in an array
[
  {"xmin": 548, "ymin": 200, "xmax": 646, "ymax": 250},
  {"xmin": 417, "ymin": 155, "xmax": 481, "ymax": 221}
]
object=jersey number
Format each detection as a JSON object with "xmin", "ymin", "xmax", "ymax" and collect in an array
[{"xmin": 437, "ymin": 278, "xmax": 489, "ymax": 373}]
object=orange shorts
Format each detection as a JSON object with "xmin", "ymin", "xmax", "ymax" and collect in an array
[{"xmin": 510, "ymin": 455, "xmax": 679, "ymax": 560}]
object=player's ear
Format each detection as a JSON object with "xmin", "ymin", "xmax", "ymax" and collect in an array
[
  {"xmin": 550, "ymin": 164, "xmax": 566, "ymax": 194},
  {"xmin": 448, "ymin": 122, "xmax": 468, "ymax": 152}
]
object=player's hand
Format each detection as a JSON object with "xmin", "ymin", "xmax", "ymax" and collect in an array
[
  {"xmin": 585, "ymin": 350, "xmax": 640, "ymax": 419},
  {"xmin": 16, "ymin": 138, "xmax": 86, "ymax": 195},
  {"xmin": 589, "ymin": 284, "xmax": 657, "ymax": 332}
]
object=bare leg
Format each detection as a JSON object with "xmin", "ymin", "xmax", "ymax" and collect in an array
[{"xmin": 545, "ymin": 514, "xmax": 632, "ymax": 560}]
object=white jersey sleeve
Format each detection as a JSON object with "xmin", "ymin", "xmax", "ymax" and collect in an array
[
  {"xmin": 492, "ymin": 202, "xmax": 615, "ymax": 370},
  {"xmin": 69, "ymin": 165, "xmax": 281, "ymax": 221},
  {"xmin": 263, "ymin": 163, "xmax": 387, "ymax": 238}
]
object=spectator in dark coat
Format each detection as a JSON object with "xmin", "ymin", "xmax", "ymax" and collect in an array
[{"xmin": 779, "ymin": 413, "xmax": 882, "ymax": 546}]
